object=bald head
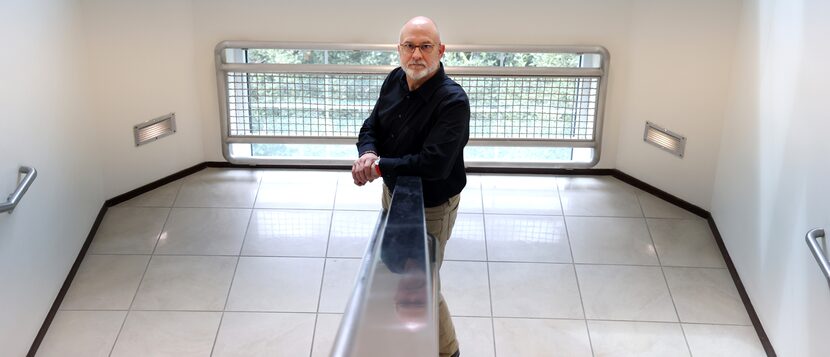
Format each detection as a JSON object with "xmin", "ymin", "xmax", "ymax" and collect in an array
[
  {"xmin": 397, "ymin": 16, "xmax": 446, "ymax": 90},
  {"xmin": 399, "ymin": 16, "xmax": 441, "ymax": 45}
]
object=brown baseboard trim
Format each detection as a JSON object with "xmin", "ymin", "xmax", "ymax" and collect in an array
[
  {"xmin": 105, "ymin": 162, "xmax": 207, "ymax": 206},
  {"xmin": 467, "ymin": 167, "xmax": 618, "ymax": 176},
  {"xmin": 706, "ymin": 218, "xmax": 776, "ymax": 356},
  {"xmin": 205, "ymin": 161, "xmax": 349, "ymax": 171},
  {"xmin": 610, "ymin": 169, "xmax": 709, "ymax": 218},
  {"xmin": 26, "ymin": 204, "xmax": 109, "ymax": 357}
]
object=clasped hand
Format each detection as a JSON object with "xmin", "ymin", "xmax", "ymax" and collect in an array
[{"xmin": 352, "ymin": 153, "xmax": 380, "ymax": 186}]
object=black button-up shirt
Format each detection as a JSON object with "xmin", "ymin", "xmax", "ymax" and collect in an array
[{"xmin": 357, "ymin": 63, "xmax": 470, "ymax": 207}]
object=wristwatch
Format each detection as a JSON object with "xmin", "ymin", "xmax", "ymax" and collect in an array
[{"xmin": 373, "ymin": 158, "xmax": 382, "ymax": 176}]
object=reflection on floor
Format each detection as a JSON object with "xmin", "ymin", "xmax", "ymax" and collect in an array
[{"xmin": 37, "ymin": 168, "xmax": 767, "ymax": 357}]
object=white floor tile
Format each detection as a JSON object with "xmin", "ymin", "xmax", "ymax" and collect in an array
[
  {"xmin": 42, "ymin": 169, "xmax": 756, "ymax": 357},
  {"xmin": 89, "ymin": 207, "xmax": 169, "ymax": 254},
  {"xmin": 319, "ymin": 259, "xmax": 362, "ymax": 313},
  {"xmin": 637, "ymin": 191, "xmax": 702, "ymax": 219},
  {"xmin": 131, "ymin": 256, "xmax": 236, "ymax": 311},
  {"xmin": 683, "ymin": 324, "xmax": 766, "ymax": 357},
  {"xmin": 174, "ymin": 169, "xmax": 260, "ymax": 208},
  {"xmin": 212, "ymin": 312, "xmax": 315, "ymax": 357},
  {"xmin": 311, "ymin": 314, "xmax": 343, "ymax": 357},
  {"xmin": 227, "ymin": 257, "xmax": 324, "ymax": 312},
  {"xmin": 458, "ymin": 185, "xmax": 483, "ymax": 213},
  {"xmin": 587, "ymin": 320, "xmax": 690, "ymax": 357},
  {"xmin": 558, "ymin": 176, "xmax": 643, "ymax": 217},
  {"xmin": 567, "ymin": 217, "xmax": 659, "ymax": 265},
  {"xmin": 577, "ymin": 265, "xmax": 678, "ymax": 322},
  {"xmin": 489, "ymin": 262, "xmax": 583, "ymax": 319},
  {"xmin": 648, "ymin": 219, "xmax": 726, "ymax": 268},
  {"xmin": 154, "ymin": 208, "xmax": 250, "ymax": 255},
  {"xmin": 61, "ymin": 255, "xmax": 150, "ymax": 310},
  {"xmin": 664, "ymin": 268, "xmax": 751, "ymax": 325},
  {"xmin": 444, "ymin": 213, "xmax": 487, "ymax": 261},
  {"xmin": 453, "ymin": 317, "xmax": 495, "ymax": 357},
  {"xmin": 482, "ymin": 187, "xmax": 562, "ymax": 215},
  {"xmin": 334, "ymin": 175, "xmax": 383, "ymax": 211},
  {"xmin": 493, "ymin": 318, "xmax": 592, "ymax": 356},
  {"xmin": 441, "ymin": 261, "xmax": 491, "ymax": 317},
  {"xmin": 242, "ymin": 209, "xmax": 331, "ymax": 257},
  {"xmin": 326, "ymin": 210, "xmax": 379, "ymax": 258},
  {"xmin": 255, "ymin": 182, "xmax": 336, "ymax": 209},
  {"xmin": 260, "ymin": 170, "xmax": 339, "ymax": 185},
  {"xmin": 119, "ymin": 181, "xmax": 182, "ymax": 208},
  {"xmin": 485, "ymin": 215, "xmax": 572, "ymax": 263},
  {"xmin": 110, "ymin": 311, "xmax": 221, "ymax": 357},
  {"xmin": 37, "ymin": 310, "xmax": 127, "ymax": 357}
]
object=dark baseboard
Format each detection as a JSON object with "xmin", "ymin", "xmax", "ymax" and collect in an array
[
  {"xmin": 205, "ymin": 161, "xmax": 349, "ymax": 171},
  {"xmin": 26, "ymin": 204, "xmax": 109, "ymax": 357},
  {"xmin": 106, "ymin": 162, "xmax": 208, "ymax": 206},
  {"xmin": 468, "ymin": 167, "xmax": 618, "ymax": 176},
  {"xmin": 610, "ymin": 169, "xmax": 709, "ymax": 218},
  {"xmin": 28, "ymin": 162, "xmax": 776, "ymax": 357},
  {"xmin": 706, "ymin": 218, "xmax": 776, "ymax": 357}
]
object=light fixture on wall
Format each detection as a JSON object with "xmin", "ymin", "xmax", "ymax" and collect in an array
[
  {"xmin": 134, "ymin": 113, "xmax": 176, "ymax": 146},
  {"xmin": 643, "ymin": 121, "xmax": 686, "ymax": 157}
]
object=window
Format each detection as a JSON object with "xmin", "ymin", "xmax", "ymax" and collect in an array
[{"xmin": 216, "ymin": 42, "xmax": 609, "ymax": 167}]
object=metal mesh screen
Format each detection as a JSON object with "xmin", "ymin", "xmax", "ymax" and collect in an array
[{"xmin": 226, "ymin": 72, "xmax": 598, "ymax": 141}]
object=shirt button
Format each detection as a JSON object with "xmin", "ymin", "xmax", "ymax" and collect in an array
[
  {"xmin": 397, "ymin": 114, "xmax": 402, "ymax": 118},
  {"xmin": 406, "ymin": 95, "xmax": 410, "ymax": 99}
]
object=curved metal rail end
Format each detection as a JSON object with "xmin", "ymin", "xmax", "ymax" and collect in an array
[
  {"xmin": 1, "ymin": 166, "xmax": 37, "ymax": 214},
  {"xmin": 806, "ymin": 228, "xmax": 829, "ymax": 287}
]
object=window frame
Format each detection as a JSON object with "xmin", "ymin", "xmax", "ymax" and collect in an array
[{"xmin": 215, "ymin": 41, "xmax": 610, "ymax": 168}]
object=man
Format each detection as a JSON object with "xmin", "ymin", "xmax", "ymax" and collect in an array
[{"xmin": 351, "ymin": 16, "xmax": 469, "ymax": 357}]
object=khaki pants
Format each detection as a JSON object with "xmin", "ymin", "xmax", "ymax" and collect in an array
[{"xmin": 383, "ymin": 185, "xmax": 460, "ymax": 357}]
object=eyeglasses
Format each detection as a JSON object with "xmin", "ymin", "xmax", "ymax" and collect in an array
[{"xmin": 399, "ymin": 43, "xmax": 437, "ymax": 54}]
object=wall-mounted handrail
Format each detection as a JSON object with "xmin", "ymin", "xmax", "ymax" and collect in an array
[
  {"xmin": 0, "ymin": 166, "xmax": 37, "ymax": 214},
  {"xmin": 806, "ymin": 228, "xmax": 829, "ymax": 287}
]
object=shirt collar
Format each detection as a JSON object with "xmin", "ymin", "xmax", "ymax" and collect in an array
[{"xmin": 399, "ymin": 62, "xmax": 446, "ymax": 101}]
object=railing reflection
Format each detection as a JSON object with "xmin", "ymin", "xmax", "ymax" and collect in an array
[{"xmin": 330, "ymin": 177, "xmax": 438, "ymax": 357}]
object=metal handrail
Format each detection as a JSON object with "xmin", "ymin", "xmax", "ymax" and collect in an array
[
  {"xmin": 806, "ymin": 228, "xmax": 829, "ymax": 287},
  {"xmin": 1, "ymin": 166, "xmax": 37, "ymax": 214},
  {"xmin": 331, "ymin": 177, "xmax": 437, "ymax": 356}
]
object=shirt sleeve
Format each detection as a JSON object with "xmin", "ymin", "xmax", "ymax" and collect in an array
[
  {"xmin": 379, "ymin": 91, "xmax": 470, "ymax": 180},
  {"xmin": 356, "ymin": 71, "xmax": 395, "ymax": 157}
]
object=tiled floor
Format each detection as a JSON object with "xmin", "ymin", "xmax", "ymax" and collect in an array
[{"xmin": 37, "ymin": 168, "xmax": 767, "ymax": 357}]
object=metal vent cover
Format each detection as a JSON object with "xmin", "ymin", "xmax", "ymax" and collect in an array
[
  {"xmin": 134, "ymin": 113, "xmax": 176, "ymax": 146},
  {"xmin": 643, "ymin": 121, "xmax": 686, "ymax": 157}
]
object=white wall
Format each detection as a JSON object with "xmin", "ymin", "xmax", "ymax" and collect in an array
[
  {"xmin": 616, "ymin": 0, "xmax": 741, "ymax": 209},
  {"xmin": 81, "ymin": 0, "xmax": 204, "ymax": 199},
  {"xmin": 712, "ymin": 0, "xmax": 830, "ymax": 355},
  {"xmin": 0, "ymin": 1, "xmax": 104, "ymax": 355}
]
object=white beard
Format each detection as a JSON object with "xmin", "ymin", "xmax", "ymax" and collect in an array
[{"xmin": 402, "ymin": 61, "xmax": 437, "ymax": 81}]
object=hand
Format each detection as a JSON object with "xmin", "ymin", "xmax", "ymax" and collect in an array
[{"xmin": 352, "ymin": 152, "xmax": 378, "ymax": 186}]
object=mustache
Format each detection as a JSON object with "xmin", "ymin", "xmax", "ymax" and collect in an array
[{"xmin": 407, "ymin": 60, "xmax": 426, "ymax": 66}]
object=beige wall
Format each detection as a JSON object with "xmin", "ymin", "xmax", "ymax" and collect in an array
[
  {"xmin": 615, "ymin": 0, "xmax": 741, "ymax": 209},
  {"xmin": 81, "ymin": 0, "xmax": 204, "ymax": 198},
  {"xmin": 712, "ymin": 0, "xmax": 830, "ymax": 355},
  {"xmin": 0, "ymin": 0, "xmax": 104, "ymax": 355}
]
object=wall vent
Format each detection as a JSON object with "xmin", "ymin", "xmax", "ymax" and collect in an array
[
  {"xmin": 643, "ymin": 121, "xmax": 686, "ymax": 157},
  {"xmin": 134, "ymin": 113, "xmax": 176, "ymax": 146}
]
